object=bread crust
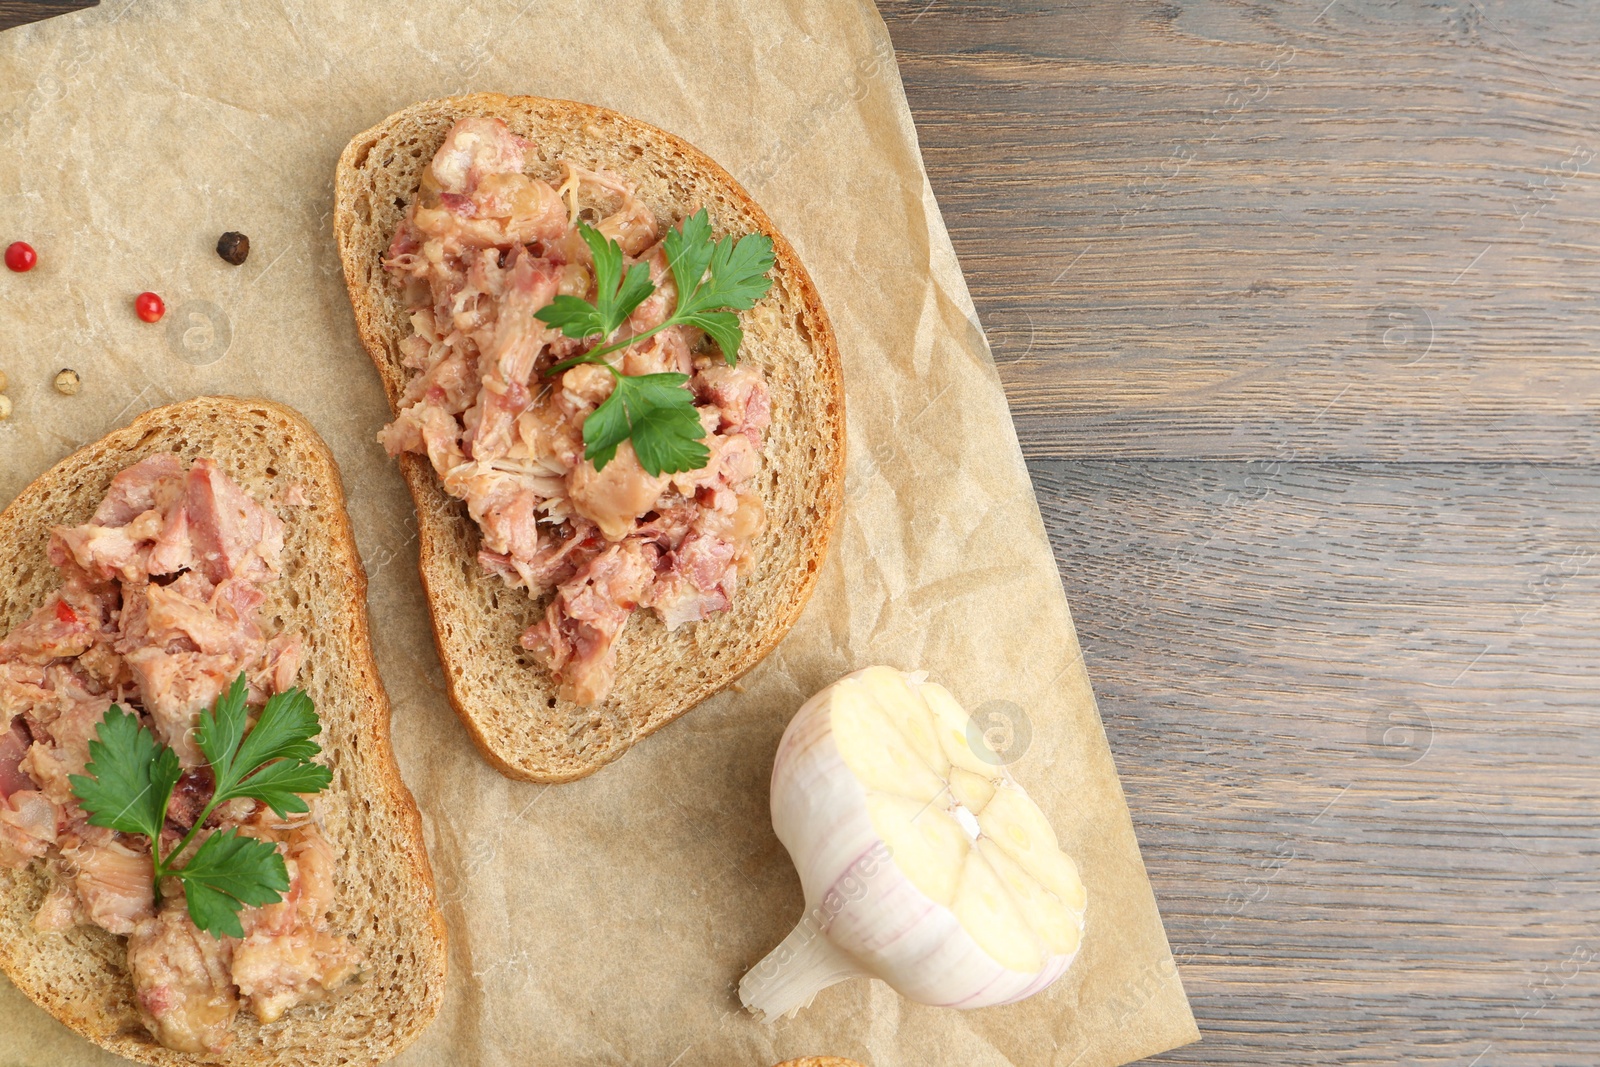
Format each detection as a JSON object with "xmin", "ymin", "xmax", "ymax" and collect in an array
[
  {"xmin": 0, "ymin": 396, "xmax": 447, "ymax": 1066},
  {"xmin": 335, "ymin": 94, "xmax": 846, "ymax": 782}
]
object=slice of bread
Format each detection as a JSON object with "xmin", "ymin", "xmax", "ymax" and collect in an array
[
  {"xmin": 335, "ymin": 94, "xmax": 846, "ymax": 782},
  {"xmin": 0, "ymin": 396, "xmax": 447, "ymax": 1066}
]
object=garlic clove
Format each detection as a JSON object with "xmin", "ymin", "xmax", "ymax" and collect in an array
[
  {"xmin": 921, "ymin": 681, "xmax": 1003, "ymax": 775},
  {"xmin": 832, "ymin": 682, "xmax": 947, "ymax": 803},
  {"xmin": 948, "ymin": 767, "xmax": 998, "ymax": 814},
  {"xmin": 981, "ymin": 784, "xmax": 1061, "ymax": 849},
  {"xmin": 978, "ymin": 838, "xmax": 1083, "ymax": 957},
  {"xmin": 864, "ymin": 792, "xmax": 968, "ymax": 907},
  {"xmin": 979, "ymin": 787, "xmax": 1087, "ymax": 913},
  {"xmin": 856, "ymin": 666, "xmax": 950, "ymax": 777},
  {"xmin": 951, "ymin": 850, "xmax": 1046, "ymax": 974}
]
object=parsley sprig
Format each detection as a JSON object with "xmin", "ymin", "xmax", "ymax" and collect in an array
[
  {"xmin": 69, "ymin": 674, "xmax": 333, "ymax": 938},
  {"xmin": 534, "ymin": 209, "xmax": 774, "ymax": 476}
]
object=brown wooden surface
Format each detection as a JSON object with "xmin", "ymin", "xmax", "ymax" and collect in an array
[
  {"xmin": 0, "ymin": 0, "xmax": 96, "ymax": 33},
  {"xmin": 878, "ymin": 1, "xmax": 1599, "ymax": 1064}
]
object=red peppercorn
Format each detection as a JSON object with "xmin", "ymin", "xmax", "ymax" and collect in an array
[
  {"xmin": 135, "ymin": 292, "xmax": 165, "ymax": 323},
  {"xmin": 5, "ymin": 242, "xmax": 36, "ymax": 272}
]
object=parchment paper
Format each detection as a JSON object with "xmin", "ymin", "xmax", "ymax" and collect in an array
[{"xmin": 0, "ymin": 2, "xmax": 1198, "ymax": 1065}]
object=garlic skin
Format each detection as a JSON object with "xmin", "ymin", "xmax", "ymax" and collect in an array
[{"xmin": 739, "ymin": 666, "xmax": 1086, "ymax": 1019}]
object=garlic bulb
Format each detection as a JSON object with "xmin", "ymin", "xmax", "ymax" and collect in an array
[{"xmin": 739, "ymin": 666, "xmax": 1086, "ymax": 1018}]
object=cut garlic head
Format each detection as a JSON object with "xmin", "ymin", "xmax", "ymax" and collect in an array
[{"xmin": 739, "ymin": 666, "xmax": 1085, "ymax": 1018}]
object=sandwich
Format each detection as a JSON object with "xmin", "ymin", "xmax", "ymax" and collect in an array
[
  {"xmin": 0, "ymin": 396, "xmax": 446, "ymax": 1064},
  {"xmin": 336, "ymin": 94, "xmax": 845, "ymax": 782}
]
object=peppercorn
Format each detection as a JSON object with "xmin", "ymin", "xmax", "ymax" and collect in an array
[
  {"xmin": 135, "ymin": 292, "xmax": 165, "ymax": 323},
  {"xmin": 216, "ymin": 231, "xmax": 250, "ymax": 265},
  {"xmin": 5, "ymin": 242, "xmax": 36, "ymax": 272},
  {"xmin": 54, "ymin": 369, "xmax": 80, "ymax": 396}
]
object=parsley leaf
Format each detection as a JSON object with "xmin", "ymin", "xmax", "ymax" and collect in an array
[
  {"xmin": 679, "ymin": 310, "xmax": 744, "ymax": 369},
  {"xmin": 663, "ymin": 209, "xmax": 717, "ymax": 312},
  {"xmin": 675, "ymin": 217, "xmax": 775, "ymax": 320},
  {"xmin": 585, "ymin": 372, "xmax": 709, "ymax": 476},
  {"xmin": 533, "ymin": 210, "xmax": 775, "ymax": 472},
  {"xmin": 176, "ymin": 829, "xmax": 291, "ymax": 939},
  {"xmin": 70, "ymin": 673, "xmax": 333, "ymax": 938},
  {"xmin": 662, "ymin": 209, "xmax": 774, "ymax": 362},
  {"xmin": 227, "ymin": 758, "xmax": 334, "ymax": 818},
  {"xmin": 534, "ymin": 294, "xmax": 603, "ymax": 340},
  {"xmin": 70, "ymin": 708, "xmax": 180, "ymax": 843},
  {"xmin": 611, "ymin": 259, "xmax": 656, "ymax": 332},
  {"xmin": 201, "ymin": 683, "xmax": 331, "ymax": 818},
  {"xmin": 537, "ymin": 224, "xmax": 653, "ymax": 341},
  {"xmin": 232, "ymin": 688, "xmax": 322, "ymax": 767},
  {"xmin": 194, "ymin": 674, "xmax": 250, "ymax": 785}
]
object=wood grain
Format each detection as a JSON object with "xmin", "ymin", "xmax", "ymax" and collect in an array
[
  {"xmin": 878, "ymin": 1, "xmax": 1600, "ymax": 1063},
  {"xmin": 0, "ymin": 1, "xmax": 96, "ymax": 33},
  {"xmin": 1031, "ymin": 460, "xmax": 1599, "ymax": 1063},
  {"xmin": 881, "ymin": 0, "xmax": 1600, "ymax": 462}
]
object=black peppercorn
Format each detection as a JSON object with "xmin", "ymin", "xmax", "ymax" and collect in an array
[{"xmin": 216, "ymin": 232, "xmax": 250, "ymax": 266}]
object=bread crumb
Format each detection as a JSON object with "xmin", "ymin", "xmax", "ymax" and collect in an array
[
  {"xmin": 0, "ymin": 369, "xmax": 8, "ymax": 392},
  {"xmin": 730, "ymin": 681, "xmax": 747, "ymax": 694},
  {"xmin": 0, "ymin": 395, "xmax": 11, "ymax": 421},
  {"xmin": 53, "ymin": 369, "xmax": 80, "ymax": 396}
]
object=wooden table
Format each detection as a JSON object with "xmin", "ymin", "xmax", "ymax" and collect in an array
[
  {"xmin": 878, "ymin": 1, "xmax": 1599, "ymax": 1063},
  {"xmin": 0, "ymin": 0, "xmax": 96, "ymax": 33}
]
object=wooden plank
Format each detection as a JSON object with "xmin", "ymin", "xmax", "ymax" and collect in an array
[
  {"xmin": 0, "ymin": 1, "xmax": 96, "ymax": 33},
  {"xmin": 880, "ymin": 0, "xmax": 1600, "ymax": 461},
  {"xmin": 878, "ymin": 0, "xmax": 1600, "ymax": 1061},
  {"xmin": 1026, "ymin": 458, "xmax": 1600, "ymax": 1063}
]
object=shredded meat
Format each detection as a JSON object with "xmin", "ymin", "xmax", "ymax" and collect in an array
[
  {"xmin": 380, "ymin": 116, "xmax": 771, "ymax": 704},
  {"xmin": 32, "ymin": 866, "xmax": 82, "ymax": 931},
  {"xmin": 0, "ymin": 717, "xmax": 33, "ymax": 799},
  {"xmin": 0, "ymin": 456, "xmax": 363, "ymax": 1052},
  {"xmin": 181, "ymin": 459, "xmax": 285, "ymax": 585},
  {"xmin": 63, "ymin": 830, "xmax": 155, "ymax": 935},
  {"xmin": 230, "ymin": 810, "xmax": 363, "ymax": 1023},
  {"xmin": 127, "ymin": 902, "xmax": 240, "ymax": 1054},
  {"xmin": 0, "ymin": 789, "xmax": 57, "ymax": 868},
  {"xmin": 520, "ymin": 539, "xmax": 660, "ymax": 705}
]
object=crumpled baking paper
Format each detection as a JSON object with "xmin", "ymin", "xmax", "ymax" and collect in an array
[{"xmin": 0, "ymin": 1, "xmax": 1198, "ymax": 1064}]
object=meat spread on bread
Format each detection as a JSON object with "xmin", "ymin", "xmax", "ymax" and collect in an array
[
  {"xmin": 337, "ymin": 96, "xmax": 846, "ymax": 782},
  {"xmin": 0, "ymin": 397, "xmax": 447, "ymax": 1067},
  {"xmin": 0, "ymin": 455, "xmax": 360, "ymax": 1053},
  {"xmin": 378, "ymin": 116, "xmax": 771, "ymax": 705}
]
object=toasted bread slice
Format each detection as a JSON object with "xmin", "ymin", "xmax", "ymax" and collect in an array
[
  {"xmin": 334, "ymin": 94, "xmax": 846, "ymax": 782},
  {"xmin": 0, "ymin": 397, "xmax": 447, "ymax": 1066}
]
